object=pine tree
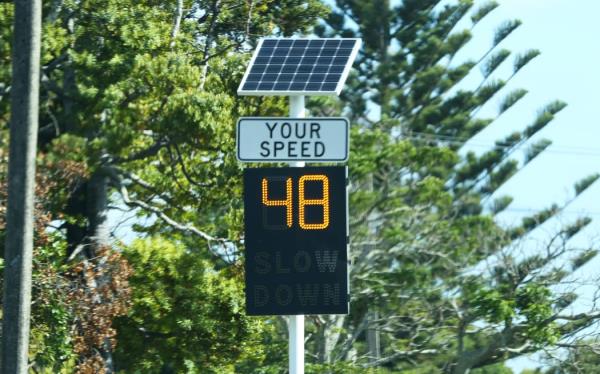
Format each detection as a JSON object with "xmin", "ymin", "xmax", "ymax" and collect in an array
[{"xmin": 295, "ymin": 1, "xmax": 600, "ymax": 372}]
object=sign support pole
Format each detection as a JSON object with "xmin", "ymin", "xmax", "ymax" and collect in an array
[{"xmin": 288, "ymin": 95, "xmax": 305, "ymax": 374}]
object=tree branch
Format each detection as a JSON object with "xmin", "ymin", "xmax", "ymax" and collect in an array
[
  {"xmin": 169, "ymin": 0, "xmax": 184, "ymax": 48},
  {"xmin": 113, "ymin": 139, "xmax": 169, "ymax": 164}
]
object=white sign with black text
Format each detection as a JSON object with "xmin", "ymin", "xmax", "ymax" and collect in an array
[{"xmin": 236, "ymin": 117, "xmax": 349, "ymax": 162}]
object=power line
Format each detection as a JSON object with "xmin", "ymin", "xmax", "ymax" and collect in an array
[
  {"xmin": 500, "ymin": 207, "xmax": 600, "ymax": 216},
  {"xmin": 400, "ymin": 131, "xmax": 600, "ymax": 157}
]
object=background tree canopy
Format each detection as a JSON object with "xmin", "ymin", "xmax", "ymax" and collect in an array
[{"xmin": 0, "ymin": 0, "xmax": 599, "ymax": 373}]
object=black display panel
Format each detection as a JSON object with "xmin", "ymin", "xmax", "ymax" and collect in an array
[{"xmin": 243, "ymin": 166, "xmax": 348, "ymax": 315}]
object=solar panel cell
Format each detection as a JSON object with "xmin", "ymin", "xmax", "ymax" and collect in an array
[
  {"xmin": 297, "ymin": 65, "xmax": 313, "ymax": 73},
  {"xmin": 258, "ymin": 47, "xmax": 274, "ymax": 55},
  {"xmin": 265, "ymin": 65, "xmax": 282, "ymax": 74},
  {"xmin": 258, "ymin": 82, "xmax": 274, "ymax": 90},
  {"xmin": 313, "ymin": 65, "xmax": 330, "ymax": 73},
  {"xmin": 281, "ymin": 65, "xmax": 297, "ymax": 73},
  {"xmin": 294, "ymin": 73, "xmax": 310, "ymax": 81},
  {"xmin": 279, "ymin": 39, "xmax": 293, "ymax": 47},
  {"xmin": 321, "ymin": 48, "xmax": 337, "ymax": 56},
  {"xmin": 328, "ymin": 66, "xmax": 345, "ymax": 74},
  {"xmin": 247, "ymin": 74, "xmax": 262, "ymax": 82},
  {"xmin": 270, "ymin": 57, "xmax": 286, "ymax": 64},
  {"xmin": 290, "ymin": 48, "xmax": 305, "ymax": 56},
  {"xmin": 251, "ymin": 65, "xmax": 267, "ymax": 74},
  {"xmin": 293, "ymin": 39, "xmax": 309, "ymax": 47},
  {"xmin": 309, "ymin": 74, "xmax": 326, "ymax": 82},
  {"xmin": 307, "ymin": 40, "xmax": 324, "ymax": 47},
  {"xmin": 254, "ymin": 57, "xmax": 270, "ymax": 64},
  {"xmin": 317, "ymin": 57, "xmax": 333, "ymax": 65},
  {"xmin": 238, "ymin": 38, "xmax": 361, "ymax": 95},
  {"xmin": 286, "ymin": 57, "xmax": 302, "ymax": 64}
]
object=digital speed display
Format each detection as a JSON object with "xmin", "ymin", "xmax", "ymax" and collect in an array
[{"xmin": 243, "ymin": 166, "xmax": 348, "ymax": 315}]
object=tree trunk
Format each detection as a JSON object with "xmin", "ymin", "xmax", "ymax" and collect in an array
[
  {"xmin": 87, "ymin": 171, "xmax": 114, "ymax": 372},
  {"xmin": 367, "ymin": 310, "xmax": 381, "ymax": 363},
  {"xmin": 65, "ymin": 169, "xmax": 114, "ymax": 373},
  {"xmin": 86, "ymin": 171, "xmax": 110, "ymax": 248},
  {"xmin": 316, "ymin": 315, "xmax": 346, "ymax": 366}
]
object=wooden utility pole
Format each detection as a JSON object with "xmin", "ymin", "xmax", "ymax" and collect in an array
[{"xmin": 1, "ymin": 0, "xmax": 42, "ymax": 372}]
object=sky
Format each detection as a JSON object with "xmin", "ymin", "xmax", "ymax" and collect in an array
[{"xmin": 450, "ymin": 0, "xmax": 600, "ymax": 371}]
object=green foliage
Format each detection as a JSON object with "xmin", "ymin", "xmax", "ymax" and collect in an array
[
  {"xmin": 478, "ymin": 79, "xmax": 506, "ymax": 103},
  {"xmin": 515, "ymin": 285, "xmax": 558, "ymax": 344},
  {"xmin": 471, "ymin": 1, "xmax": 499, "ymax": 25},
  {"xmin": 574, "ymin": 173, "xmax": 600, "ymax": 196},
  {"xmin": 114, "ymin": 237, "xmax": 266, "ymax": 373},
  {"xmin": 1, "ymin": 0, "xmax": 330, "ymax": 370},
  {"xmin": 307, "ymin": 363, "xmax": 395, "ymax": 373},
  {"xmin": 0, "ymin": 233, "xmax": 77, "ymax": 372},
  {"xmin": 472, "ymin": 363, "xmax": 514, "ymax": 374},
  {"xmin": 471, "ymin": 285, "xmax": 516, "ymax": 323},
  {"xmin": 563, "ymin": 217, "xmax": 592, "ymax": 239},
  {"xmin": 572, "ymin": 249, "xmax": 598, "ymax": 270},
  {"xmin": 491, "ymin": 195, "xmax": 513, "ymax": 214},
  {"xmin": 524, "ymin": 139, "xmax": 552, "ymax": 164},
  {"xmin": 554, "ymin": 292, "xmax": 577, "ymax": 310},
  {"xmin": 521, "ymin": 369, "xmax": 543, "ymax": 374},
  {"xmin": 482, "ymin": 49, "xmax": 510, "ymax": 78},
  {"xmin": 493, "ymin": 19, "xmax": 522, "ymax": 46},
  {"xmin": 309, "ymin": 0, "xmax": 598, "ymax": 372},
  {"xmin": 28, "ymin": 236, "xmax": 75, "ymax": 371},
  {"xmin": 514, "ymin": 49, "xmax": 541, "ymax": 74},
  {"xmin": 547, "ymin": 343, "xmax": 600, "ymax": 373},
  {"xmin": 522, "ymin": 205, "xmax": 559, "ymax": 232},
  {"xmin": 499, "ymin": 88, "xmax": 528, "ymax": 114},
  {"xmin": 524, "ymin": 101, "xmax": 567, "ymax": 137}
]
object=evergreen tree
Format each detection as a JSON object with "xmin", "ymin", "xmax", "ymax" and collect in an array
[
  {"xmin": 546, "ymin": 341, "xmax": 600, "ymax": 373},
  {"xmin": 289, "ymin": 1, "xmax": 600, "ymax": 372}
]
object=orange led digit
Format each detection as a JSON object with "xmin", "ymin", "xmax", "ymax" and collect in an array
[
  {"xmin": 262, "ymin": 177, "xmax": 293, "ymax": 228},
  {"xmin": 298, "ymin": 175, "xmax": 330, "ymax": 230}
]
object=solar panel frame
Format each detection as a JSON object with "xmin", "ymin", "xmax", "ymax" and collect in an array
[{"xmin": 237, "ymin": 38, "xmax": 361, "ymax": 96}]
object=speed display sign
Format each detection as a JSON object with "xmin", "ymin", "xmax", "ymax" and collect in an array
[{"xmin": 243, "ymin": 166, "xmax": 348, "ymax": 315}]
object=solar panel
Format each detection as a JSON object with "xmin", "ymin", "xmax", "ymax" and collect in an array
[{"xmin": 237, "ymin": 38, "xmax": 361, "ymax": 96}]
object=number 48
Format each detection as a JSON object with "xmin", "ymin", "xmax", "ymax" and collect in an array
[{"xmin": 262, "ymin": 175, "xmax": 330, "ymax": 230}]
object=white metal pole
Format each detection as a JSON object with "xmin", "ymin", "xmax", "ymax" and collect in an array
[
  {"xmin": 288, "ymin": 95, "xmax": 305, "ymax": 374},
  {"xmin": 289, "ymin": 95, "xmax": 306, "ymax": 168}
]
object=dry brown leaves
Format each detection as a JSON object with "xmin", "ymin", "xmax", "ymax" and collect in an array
[{"xmin": 68, "ymin": 246, "xmax": 133, "ymax": 374}]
